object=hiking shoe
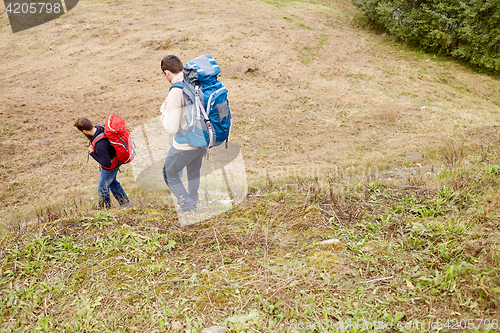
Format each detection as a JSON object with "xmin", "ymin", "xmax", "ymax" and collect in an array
[
  {"xmin": 178, "ymin": 204, "xmax": 197, "ymax": 214},
  {"xmin": 120, "ymin": 201, "xmax": 133, "ymax": 209}
]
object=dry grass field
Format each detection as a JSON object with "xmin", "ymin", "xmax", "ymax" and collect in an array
[{"xmin": 1, "ymin": 0, "xmax": 500, "ymax": 223}]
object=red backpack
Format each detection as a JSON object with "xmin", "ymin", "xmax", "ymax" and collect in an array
[{"xmin": 92, "ymin": 114, "xmax": 135, "ymax": 170}]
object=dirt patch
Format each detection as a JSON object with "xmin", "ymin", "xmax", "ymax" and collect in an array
[{"xmin": 0, "ymin": 0, "xmax": 500, "ymax": 223}]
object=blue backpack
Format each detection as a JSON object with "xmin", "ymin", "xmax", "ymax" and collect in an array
[{"xmin": 170, "ymin": 55, "xmax": 231, "ymax": 149}]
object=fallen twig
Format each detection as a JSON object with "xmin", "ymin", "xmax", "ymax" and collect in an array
[{"xmin": 360, "ymin": 276, "xmax": 393, "ymax": 284}]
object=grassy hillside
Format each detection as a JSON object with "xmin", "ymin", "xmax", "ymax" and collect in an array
[
  {"xmin": 1, "ymin": 0, "xmax": 500, "ymax": 223},
  {"xmin": 1, "ymin": 0, "xmax": 500, "ymax": 330},
  {"xmin": 1, "ymin": 152, "xmax": 500, "ymax": 331}
]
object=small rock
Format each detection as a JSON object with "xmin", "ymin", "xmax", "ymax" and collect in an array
[
  {"xmin": 404, "ymin": 152, "xmax": 422, "ymax": 159},
  {"xmin": 171, "ymin": 321, "xmax": 182, "ymax": 330},
  {"xmin": 318, "ymin": 239, "xmax": 340, "ymax": 246},
  {"xmin": 201, "ymin": 269, "xmax": 209, "ymax": 275},
  {"xmin": 201, "ymin": 326, "xmax": 228, "ymax": 333},
  {"xmin": 316, "ymin": 238, "xmax": 344, "ymax": 251}
]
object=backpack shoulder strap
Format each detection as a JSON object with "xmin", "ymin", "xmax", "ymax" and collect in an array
[
  {"xmin": 91, "ymin": 132, "xmax": 106, "ymax": 148},
  {"xmin": 169, "ymin": 82, "xmax": 184, "ymax": 91},
  {"xmin": 95, "ymin": 124, "xmax": 105, "ymax": 134}
]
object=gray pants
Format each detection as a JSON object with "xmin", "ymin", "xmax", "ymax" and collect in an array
[{"xmin": 163, "ymin": 146, "xmax": 205, "ymax": 210}]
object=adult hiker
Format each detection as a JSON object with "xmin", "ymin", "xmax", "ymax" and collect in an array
[
  {"xmin": 160, "ymin": 55, "xmax": 206, "ymax": 214},
  {"xmin": 161, "ymin": 55, "xmax": 232, "ymax": 215},
  {"xmin": 74, "ymin": 117, "xmax": 132, "ymax": 209}
]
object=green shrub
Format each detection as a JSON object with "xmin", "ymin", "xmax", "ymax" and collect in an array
[{"xmin": 353, "ymin": 0, "xmax": 500, "ymax": 71}]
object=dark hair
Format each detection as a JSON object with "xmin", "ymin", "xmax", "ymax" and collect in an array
[
  {"xmin": 74, "ymin": 118, "xmax": 93, "ymax": 131},
  {"xmin": 161, "ymin": 55, "xmax": 183, "ymax": 74}
]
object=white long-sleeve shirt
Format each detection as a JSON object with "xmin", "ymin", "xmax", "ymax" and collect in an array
[{"xmin": 160, "ymin": 73, "xmax": 197, "ymax": 151}]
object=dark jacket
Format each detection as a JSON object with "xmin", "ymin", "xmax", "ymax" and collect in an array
[{"xmin": 90, "ymin": 126, "xmax": 116, "ymax": 169}]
